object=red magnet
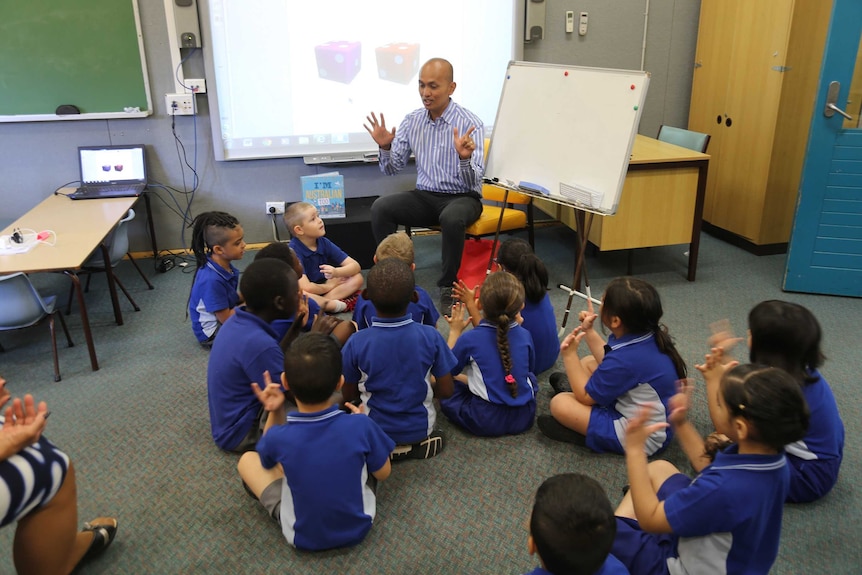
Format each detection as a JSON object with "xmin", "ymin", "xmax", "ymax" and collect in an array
[
  {"xmin": 630, "ymin": 84, "xmax": 636, "ymax": 90},
  {"xmin": 564, "ymin": 71, "xmax": 568, "ymax": 76}
]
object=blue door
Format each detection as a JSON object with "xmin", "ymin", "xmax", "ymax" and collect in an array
[{"xmin": 784, "ymin": 0, "xmax": 862, "ymax": 296}]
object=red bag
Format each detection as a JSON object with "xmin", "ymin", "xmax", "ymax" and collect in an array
[{"xmin": 457, "ymin": 238, "xmax": 500, "ymax": 289}]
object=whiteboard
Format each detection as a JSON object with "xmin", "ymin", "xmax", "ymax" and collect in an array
[{"xmin": 485, "ymin": 62, "xmax": 649, "ymax": 215}]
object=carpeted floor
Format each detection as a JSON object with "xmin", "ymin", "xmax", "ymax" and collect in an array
[{"xmin": 1, "ymin": 225, "xmax": 859, "ymax": 574}]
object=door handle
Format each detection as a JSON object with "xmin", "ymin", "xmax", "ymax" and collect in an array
[{"xmin": 824, "ymin": 81, "xmax": 853, "ymax": 120}]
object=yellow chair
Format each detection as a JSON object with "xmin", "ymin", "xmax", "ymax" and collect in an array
[
  {"xmin": 465, "ymin": 139, "xmax": 535, "ymax": 248},
  {"xmin": 405, "ymin": 140, "xmax": 536, "ymax": 258}
]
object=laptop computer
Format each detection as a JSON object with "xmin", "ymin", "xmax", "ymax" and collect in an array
[{"xmin": 70, "ymin": 144, "xmax": 148, "ymax": 200}]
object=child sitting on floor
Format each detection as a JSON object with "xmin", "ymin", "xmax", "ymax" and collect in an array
[
  {"xmin": 611, "ymin": 361, "xmax": 809, "ymax": 575},
  {"xmin": 207, "ymin": 258, "xmax": 298, "ymax": 453},
  {"xmin": 352, "ymin": 231, "xmax": 439, "ymax": 329},
  {"xmin": 709, "ymin": 300, "xmax": 844, "ymax": 503},
  {"xmin": 442, "ymin": 270, "xmax": 538, "ymax": 436},
  {"xmin": 187, "ymin": 211, "xmax": 246, "ymax": 347},
  {"xmin": 539, "ymin": 277, "xmax": 684, "ymax": 454},
  {"xmin": 238, "ymin": 333, "xmax": 394, "ymax": 551},
  {"xmin": 285, "ymin": 201, "xmax": 364, "ymax": 313},
  {"xmin": 524, "ymin": 473, "xmax": 629, "ymax": 575},
  {"xmin": 454, "ymin": 237, "xmax": 558, "ymax": 373},
  {"xmin": 254, "ymin": 242, "xmax": 356, "ymax": 347},
  {"xmin": 341, "ymin": 258, "xmax": 456, "ymax": 460}
]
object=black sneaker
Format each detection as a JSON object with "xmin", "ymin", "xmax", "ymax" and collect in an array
[
  {"xmin": 548, "ymin": 372, "xmax": 572, "ymax": 394},
  {"xmin": 439, "ymin": 286, "xmax": 454, "ymax": 315},
  {"xmin": 537, "ymin": 415, "xmax": 588, "ymax": 446},
  {"xmin": 390, "ymin": 430, "xmax": 445, "ymax": 461}
]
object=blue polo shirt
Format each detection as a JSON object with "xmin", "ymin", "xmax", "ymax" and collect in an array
[
  {"xmin": 523, "ymin": 554, "xmax": 629, "ymax": 575},
  {"xmin": 520, "ymin": 293, "xmax": 559, "ymax": 373},
  {"xmin": 207, "ymin": 307, "xmax": 284, "ymax": 450},
  {"xmin": 451, "ymin": 321, "xmax": 537, "ymax": 407},
  {"xmin": 257, "ymin": 405, "xmax": 395, "ymax": 551},
  {"xmin": 784, "ymin": 370, "xmax": 845, "ymax": 502},
  {"xmin": 289, "ymin": 236, "xmax": 349, "ymax": 284},
  {"xmin": 352, "ymin": 286, "xmax": 439, "ymax": 330},
  {"xmin": 584, "ymin": 332, "xmax": 678, "ymax": 455},
  {"xmin": 341, "ymin": 315, "xmax": 457, "ymax": 444},
  {"xmin": 664, "ymin": 446, "xmax": 789, "ymax": 574},
  {"xmin": 189, "ymin": 257, "xmax": 240, "ymax": 342}
]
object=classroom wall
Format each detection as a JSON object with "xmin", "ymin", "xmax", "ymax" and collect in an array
[{"xmin": 0, "ymin": 0, "xmax": 701, "ymax": 254}]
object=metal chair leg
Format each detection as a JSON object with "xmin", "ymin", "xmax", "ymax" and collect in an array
[
  {"xmin": 127, "ymin": 252, "xmax": 154, "ymax": 290},
  {"xmin": 57, "ymin": 307, "xmax": 74, "ymax": 348},
  {"xmin": 113, "ymin": 274, "xmax": 141, "ymax": 313},
  {"xmin": 49, "ymin": 313, "xmax": 61, "ymax": 382}
]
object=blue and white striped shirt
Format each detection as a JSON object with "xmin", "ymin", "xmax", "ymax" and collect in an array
[{"xmin": 379, "ymin": 99, "xmax": 484, "ymax": 193}]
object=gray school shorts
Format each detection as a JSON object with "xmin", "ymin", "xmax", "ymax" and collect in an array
[{"xmin": 259, "ymin": 478, "xmax": 283, "ymax": 524}]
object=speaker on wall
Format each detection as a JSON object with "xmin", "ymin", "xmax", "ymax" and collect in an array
[
  {"xmin": 174, "ymin": 0, "xmax": 202, "ymax": 48},
  {"xmin": 525, "ymin": 0, "xmax": 546, "ymax": 41}
]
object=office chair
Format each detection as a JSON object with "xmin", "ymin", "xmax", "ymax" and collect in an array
[
  {"xmin": 623, "ymin": 125, "xmax": 712, "ymax": 274},
  {"xmin": 0, "ymin": 272, "xmax": 74, "ymax": 382},
  {"xmin": 66, "ymin": 208, "xmax": 154, "ymax": 318}
]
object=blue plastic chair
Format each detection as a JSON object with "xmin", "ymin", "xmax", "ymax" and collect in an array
[
  {"xmin": 656, "ymin": 125, "xmax": 711, "ymax": 153},
  {"xmin": 0, "ymin": 272, "xmax": 74, "ymax": 381}
]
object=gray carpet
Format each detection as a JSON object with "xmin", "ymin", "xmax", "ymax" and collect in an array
[{"xmin": 1, "ymin": 225, "xmax": 859, "ymax": 574}]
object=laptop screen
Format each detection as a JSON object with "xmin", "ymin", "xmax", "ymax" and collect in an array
[{"xmin": 79, "ymin": 145, "xmax": 147, "ymax": 185}]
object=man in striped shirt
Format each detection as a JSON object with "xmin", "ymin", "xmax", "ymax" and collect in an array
[{"xmin": 365, "ymin": 57, "xmax": 485, "ymax": 313}]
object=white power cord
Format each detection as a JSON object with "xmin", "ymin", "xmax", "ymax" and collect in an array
[{"xmin": 0, "ymin": 228, "xmax": 57, "ymax": 254}]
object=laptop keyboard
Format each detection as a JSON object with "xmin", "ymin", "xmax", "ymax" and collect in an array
[{"xmin": 76, "ymin": 185, "xmax": 141, "ymax": 197}]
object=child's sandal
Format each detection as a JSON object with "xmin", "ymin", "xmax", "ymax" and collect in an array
[{"xmin": 79, "ymin": 518, "xmax": 119, "ymax": 564}]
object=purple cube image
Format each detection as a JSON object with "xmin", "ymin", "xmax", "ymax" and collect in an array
[
  {"xmin": 375, "ymin": 42, "xmax": 420, "ymax": 84},
  {"xmin": 315, "ymin": 41, "xmax": 362, "ymax": 84},
  {"xmin": 102, "ymin": 165, "xmax": 111, "ymax": 172}
]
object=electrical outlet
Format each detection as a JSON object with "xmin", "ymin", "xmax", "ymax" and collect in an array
[
  {"xmin": 266, "ymin": 201, "xmax": 285, "ymax": 215},
  {"xmin": 185, "ymin": 78, "xmax": 207, "ymax": 94},
  {"xmin": 165, "ymin": 93, "xmax": 195, "ymax": 115}
]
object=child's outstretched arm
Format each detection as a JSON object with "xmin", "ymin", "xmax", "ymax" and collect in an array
[
  {"xmin": 214, "ymin": 307, "xmax": 236, "ymax": 325},
  {"xmin": 695, "ymin": 348, "xmax": 738, "ymax": 433},
  {"xmin": 624, "ymin": 407, "xmax": 673, "ymax": 533},
  {"xmin": 578, "ymin": 299, "xmax": 606, "ymax": 362},
  {"xmin": 251, "ymin": 371, "xmax": 286, "ymax": 432},
  {"xmin": 445, "ymin": 302, "xmax": 472, "ymax": 348},
  {"xmin": 452, "ymin": 280, "xmax": 481, "ymax": 327},
  {"xmin": 559, "ymin": 329, "xmax": 596, "ymax": 405},
  {"xmin": 341, "ymin": 381, "xmax": 360, "ymax": 404},
  {"xmin": 707, "ymin": 319, "xmax": 744, "ymax": 363},
  {"xmin": 668, "ymin": 379, "xmax": 712, "ymax": 472},
  {"xmin": 432, "ymin": 373, "xmax": 455, "ymax": 399}
]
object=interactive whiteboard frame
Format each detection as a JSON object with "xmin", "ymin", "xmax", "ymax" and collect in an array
[{"xmin": 485, "ymin": 61, "xmax": 649, "ymax": 216}]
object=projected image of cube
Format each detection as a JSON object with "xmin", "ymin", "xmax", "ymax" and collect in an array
[
  {"xmin": 375, "ymin": 43, "xmax": 420, "ymax": 84},
  {"xmin": 315, "ymin": 41, "xmax": 362, "ymax": 84}
]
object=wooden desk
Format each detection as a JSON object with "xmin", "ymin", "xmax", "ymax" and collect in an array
[
  {"xmin": 535, "ymin": 135, "xmax": 710, "ymax": 281},
  {"xmin": 0, "ymin": 192, "xmax": 138, "ymax": 371}
]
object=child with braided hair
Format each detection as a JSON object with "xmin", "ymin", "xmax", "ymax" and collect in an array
[
  {"xmin": 442, "ymin": 270, "xmax": 538, "ymax": 436},
  {"xmin": 187, "ymin": 211, "xmax": 246, "ymax": 347},
  {"xmin": 538, "ymin": 277, "xmax": 684, "ymax": 454}
]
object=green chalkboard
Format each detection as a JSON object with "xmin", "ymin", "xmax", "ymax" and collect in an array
[{"xmin": 0, "ymin": 0, "xmax": 152, "ymax": 122}]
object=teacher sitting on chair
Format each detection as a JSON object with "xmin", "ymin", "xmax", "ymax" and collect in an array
[{"xmin": 365, "ymin": 57, "xmax": 485, "ymax": 313}]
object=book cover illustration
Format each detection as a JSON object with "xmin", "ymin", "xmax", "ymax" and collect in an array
[{"xmin": 301, "ymin": 172, "xmax": 346, "ymax": 218}]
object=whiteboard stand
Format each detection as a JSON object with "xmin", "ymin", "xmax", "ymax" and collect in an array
[{"xmin": 557, "ymin": 209, "xmax": 597, "ymax": 337}]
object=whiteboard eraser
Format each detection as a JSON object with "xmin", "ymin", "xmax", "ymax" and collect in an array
[{"xmin": 518, "ymin": 181, "xmax": 550, "ymax": 195}]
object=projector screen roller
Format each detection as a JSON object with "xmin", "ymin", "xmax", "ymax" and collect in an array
[{"xmin": 201, "ymin": 0, "xmax": 523, "ymax": 162}]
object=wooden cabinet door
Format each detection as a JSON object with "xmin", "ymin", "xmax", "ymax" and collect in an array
[
  {"xmin": 688, "ymin": 0, "xmax": 737, "ymax": 220},
  {"xmin": 707, "ymin": 0, "xmax": 794, "ymax": 239}
]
